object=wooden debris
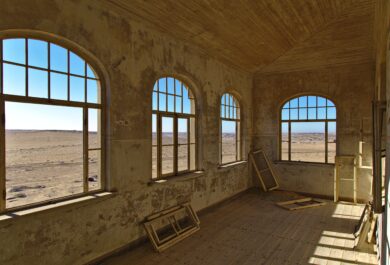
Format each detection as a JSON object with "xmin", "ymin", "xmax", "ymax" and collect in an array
[
  {"xmin": 143, "ymin": 203, "xmax": 200, "ymax": 252},
  {"xmin": 249, "ymin": 149, "xmax": 279, "ymax": 192},
  {"xmin": 276, "ymin": 197, "xmax": 326, "ymax": 211}
]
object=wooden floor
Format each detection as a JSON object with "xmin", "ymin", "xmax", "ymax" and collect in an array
[{"xmin": 99, "ymin": 190, "xmax": 378, "ymax": 265}]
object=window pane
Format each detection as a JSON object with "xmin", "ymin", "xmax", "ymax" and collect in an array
[
  {"xmin": 290, "ymin": 98, "xmax": 298, "ymax": 108},
  {"xmin": 3, "ymin": 38, "xmax": 26, "ymax": 64},
  {"xmin": 327, "ymin": 107, "xmax": 336, "ymax": 119},
  {"xmin": 158, "ymin": 78, "xmax": 166, "ymax": 92},
  {"xmin": 281, "ymin": 109, "xmax": 289, "ymax": 121},
  {"xmin": 290, "ymin": 109, "xmax": 298, "ymax": 120},
  {"xmin": 167, "ymin": 77, "xmax": 175, "ymax": 94},
  {"xmin": 162, "ymin": 116, "xmax": 173, "ymax": 145},
  {"xmin": 159, "ymin": 93, "xmax": 166, "ymax": 111},
  {"xmin": 308, "ymin": 108, "xmax": 316, "ymax": 119},
  {"xmin": 327, "ymin": 99, "xmax": 335, "ymax": 107},
  {"xmin": 69, "ymin": 52, "xmax": 85, "ymax": 76},
  {"xmin": 328, "ymin": 122, "xmax": 337, "ymax": 163},
  {"xmin": 152, "ymin": 114, "xmax": 157, "ymax": 146},
  {"xmin": 89, "ymin": 108, "xmax": 101, "ymax": 149},
  {"xmin": 318, "ymin": 97, "xmax": 326, "ymax": 107},
  {"xmin": 28, "ymin": 68, "xmax": 48, "ymax": 98},
  {"xmin": 299, "ymin": 108, "xmax": 307, "ymax": 120},
  {"xmin": 221, "ymin": 120, "xmax": 236, "ymax": 164},
  {"xmin": 70, "ymin": 76, "xmax": 85, "ymax": 102},
  {"xmin": 88, "ymin": 150, "xmax": 101, "ymax": 191},
  {"xmin": 175, "ymin": 80, "xmax": 182, "ymax": 95},
  {"xmin": 237, "ymin": 121, "xmax": 241, "ymax": 160},
  {"xmin": 167, "ymin": 95, "xmax": 175, "ymax": 112},
  {"xmin": 318, "ymin": 107, "xmax": 326, "ymax": 119},
  {"xmin": 190, "ymin": 117, "xmax": 196, "ymax": 144},
  {"xmin": 190, "ymin": 144, "xmax": 196, "ymax": 170},
  {"xmin": 86, "ymin": 64, "xmax": 96, "ymax": 78},
  {"xmin": 175, "ymin": 96, "xmax": 182, "ymax": 113},
  {"xmin": 28, "ymin": 39, "xmax": 48, "ymax": 68},
  {"xmin": 291, "ymin": 122, "xmax": 325, "ymax": 163},
  {"xmin": 308, "ymin": 96, "xmax": 316, "ymax": 107},
  {"xmin": 178, "ymin": 144, "xmax": 188, "ymax": 172},
  {"xmin": 299, "ymin": 96, "xmax": 307, "ymax": 107},
  {"xmin": 3, "ymin": 63, "xmax": 26, "ymax": 96},
  {"xmin": 183, "ymin": 94, "xmax": 191, "ymax": 114},
  {"xmin": 281, "ymin": 122, "xmax": 289, "ymax": 160},
  {"xmin": 5, "ymin": 102, "xmax": 83, "ymax": 208},
  {"xmin": 178, "ymin": 118, "xmax": 188, "ymax": 144},
  {"xmin": 50, "ymin": 72, "xmax": 67, "ymax": 100},
  {"xmin": 152, "ymin": 146, "xmax": 157, "ymax": 179},
  {"xmin": 152, "ymin": 92, "xmax": 158, "ymax": 111},
  {"xmin": 50, "ymin": 43, "xmax": 68, "ymax": 72},
  {"xmin": 162, "ymin": 145, "xmax": 174, "ymax": 175},
  {"xmin": 87, "ymin": 79, "xmax": 100, "ymax": 103}
]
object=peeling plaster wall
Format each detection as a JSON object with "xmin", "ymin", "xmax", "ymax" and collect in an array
[
  {"xmin": 0, "ymin": 1, "xmax": 253, "ymax": 264},
  {"xmin": 253, "ymin": 63, "xmax": 374, "ymax": 202}
]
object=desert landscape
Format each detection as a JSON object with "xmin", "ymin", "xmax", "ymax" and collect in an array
[
  {"xmin": 5, "ymin": 130, "xmax": 100, "ymax": 209},
  {"xmin": 6, "ymin": 131, "xmax": 333, "ymax": 208},
  {"xmin": 282, "ymin": 132, "xmax": 336, "ymax": 163}
]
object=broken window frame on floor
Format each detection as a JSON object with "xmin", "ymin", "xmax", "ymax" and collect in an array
[
  {"xmin": 0, "ymin": 36, "xmax": 105, "ymax": 212},
  {"xmin": 280, "ymin": 95, "xmax": 337, "ymax": 164},
  {"xmin": 143, "ymin": 203, "xmax": 200, "ymax": 252},
  {"xmin": 250, "ymin": 149, "xmax": 279, "ymax": 191}
]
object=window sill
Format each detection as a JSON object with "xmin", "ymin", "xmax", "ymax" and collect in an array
[
  {"xmin": 148, "ymin": 171, "xmax": 205, "ymax": 186},
  {"xmin": 0, "ymin": 192, "xmax": 116, "ymax": 222},
  {"xmin": 274, "ymin": 160, "xmax": 335, "ymax": 167},
  {"xmin": 218, "ymin": 160, "xmax": 248, "ymax": 169}
]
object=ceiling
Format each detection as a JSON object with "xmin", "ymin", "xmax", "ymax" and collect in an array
[{"xmin": 105, "ymin": 0, "xmax": 375, "ymax": 74}]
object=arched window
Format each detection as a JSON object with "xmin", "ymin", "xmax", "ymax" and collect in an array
[
  {"xmin": 152, "ymin": 77, "xmax": 196, "ymax": 179},
  {"xmin": 0, "ymin": 37, "xmax": 104, "ymax": 211},
  {"xmin": 220, "ymin": 93, "xmax": 241, "ymax": 164},
  {"xmin": 280, "ymin": 95, "xmax": 336, "ymax": 163}
]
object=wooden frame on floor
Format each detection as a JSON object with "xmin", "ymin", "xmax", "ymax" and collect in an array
[
  {"xmin": 276, "ymin": 197, "xmax": 326, "ymax": 211},
  {"xmin": 249, "ymin": 149, "xmax": 279, "ymax": 192},
  {"xmin": 143, "ymin": 203, "xmax": 200, "ymax": 252}
]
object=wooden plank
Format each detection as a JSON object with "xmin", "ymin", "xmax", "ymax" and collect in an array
[{"xmin": 276, "ymin": 197, "xmax": 326, "ymax": 211}]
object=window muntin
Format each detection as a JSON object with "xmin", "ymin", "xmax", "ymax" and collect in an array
[
  {"xmin": 0, "ymin": 37, "xmax": 103, "ymax": 211},
  {"xmin": 220, "ymin": 93, "xmax": 241, "ymax": 164},
  {"xmin": 152, "ymin": 77, "xmax": 196, "ymax": 179},
  {"xmin": 280, "ymin": 95, "xmax": 336, "ymax": 163}
]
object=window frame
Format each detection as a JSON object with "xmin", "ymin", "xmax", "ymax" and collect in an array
[
  {"xmin": 152, "ymin": 76, "xmax": 197, "ymax": 179},
  {"xmin": 0, "ymin": 36, "xmax": 106, "ymax": 213},
  {"xmin": 279, "ymin": 95, "xmax": 337, "ymax": 164},
  {"xmin": 219, "ymin": 93, "xmax": 242, "ymax": 165}
]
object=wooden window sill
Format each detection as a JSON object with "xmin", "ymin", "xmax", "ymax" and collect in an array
[
  {"xmin": 148, "ymin": 171, "xmax": 205, "ymax": 186},
  {"xmin": 0, "ymin": 192, "xmax": 116, "ymax": 222},
  {"xmin": 218, "ymin": 160, "xmax": 247, "ymax": 169},
  {"xmin": 274, "ymin": 160, "xmax": 335, "ymax": 167}
]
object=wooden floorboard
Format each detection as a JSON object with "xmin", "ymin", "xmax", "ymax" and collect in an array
[{"xmin": 98, "ymin": 190, "xmax": 378, "ymax": 265}]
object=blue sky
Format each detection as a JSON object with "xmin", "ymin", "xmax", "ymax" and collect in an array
[
  {"xmin": 3, "ymin": 38, "xmax": 99, "ymax": 131},
  {"xmin": 3, "ymin": 38, "xmax": 335, "ymax": 135}
]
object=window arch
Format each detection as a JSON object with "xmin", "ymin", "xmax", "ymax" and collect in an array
[
  {"xmin": 280, "ymin": 95, "xmax": 336, "ymax": 163},
  {"xmin": 0, "ymin": 37, "xmax": 104, "ymax": 211},
  {"xmin": 152, "ymin": 76, "xmax": 196, "ymax": 179},
  {"xmin": 220, "ymin": 93, "xmax": 241, "ymax": 164}
]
